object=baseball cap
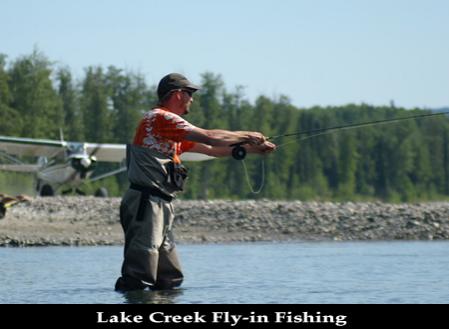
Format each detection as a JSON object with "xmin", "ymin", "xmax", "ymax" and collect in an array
[{"xmin": 157, "ymin": 73, "xmax": 200, "ymax": 100}]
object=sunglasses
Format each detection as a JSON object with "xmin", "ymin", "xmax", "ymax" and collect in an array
[{"xmin": 181, "ymin": 89, "xmax": 193, "ymax": 97}]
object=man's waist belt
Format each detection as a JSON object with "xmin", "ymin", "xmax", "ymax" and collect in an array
[
  {"xmin": 130, "ymin": 184, "xmax": 173, "ymax": 202},
  {"xmin": 130, "ymin": 184, "xmax": 173, "ymax": 222}
]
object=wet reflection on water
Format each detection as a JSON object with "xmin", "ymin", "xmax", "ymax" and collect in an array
[{"xmin": 121, "ymin": 288, "xmax": 185, "ymax": 304}]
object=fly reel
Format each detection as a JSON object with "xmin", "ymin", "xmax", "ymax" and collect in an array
[{"xmin": 231, "ymin": 143, "xmax": 247, "ymax": 160}]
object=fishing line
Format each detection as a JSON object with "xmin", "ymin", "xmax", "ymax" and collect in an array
[
  {"xmin": 274, "ymin": 111, "xmax": 449, "ymax": 150},
  {"xmin": 242, "ymin": 132, "xmax": 328, "ymax": 194},
  {"xmin": 233, "ymin": 110, "xmax": 449, "ymax": 155},
  {"xmin": 269, "ymin": 110, "xmax": 449, "ymax": 142},
  {"xmin": 236, "ymin": 110, "xmax": 449, "ymax": 193},
  {"xmin": 241, "ymin": 158, "xmax": 265, "ymax": 194},
  {"xmin": 275, "ymin": 130, "xmax": 337, "ymax": 149}
]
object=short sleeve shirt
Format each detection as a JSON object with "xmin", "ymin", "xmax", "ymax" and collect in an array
[{"xmin": 133, "ymin": 108, "xmax": 196, "ymax": 161}]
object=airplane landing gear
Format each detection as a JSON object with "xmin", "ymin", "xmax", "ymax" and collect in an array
[
  {"xmin": 95, "ymin": 187, "xmax": 109, "ymax": 197},
  {"xmin": 40, "ymin": 184, "xmax": 54, "ymax": 197}
]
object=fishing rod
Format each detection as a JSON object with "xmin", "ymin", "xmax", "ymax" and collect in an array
[{"xmin": 230, "ymin": 110, "xmax": 449, "ymax": 160}]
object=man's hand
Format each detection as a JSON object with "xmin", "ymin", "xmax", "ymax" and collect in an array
[
  {"xmin": 240, "ymin": 131, "xmax": 267, "ymax": 145},
  {"xmin": 247, "ymin": 141, "xmax": 277, "ymax": 154}
]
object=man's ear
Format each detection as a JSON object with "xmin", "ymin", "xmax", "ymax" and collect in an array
[{"xmin": 175, "ymin": 90, "xmax": 183, "ymax": 101}]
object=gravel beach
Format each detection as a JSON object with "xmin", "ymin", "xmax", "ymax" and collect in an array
[{"xmin": 1, "ymin": 197, "xmax": 449, "ymax": 246}]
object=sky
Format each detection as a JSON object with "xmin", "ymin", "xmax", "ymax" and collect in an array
[{"xmin": 1, "ymin": 0, "xmax": 448, "ymax": 109}]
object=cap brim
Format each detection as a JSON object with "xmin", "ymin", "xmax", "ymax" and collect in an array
[{"xmin": 184, "ymin": 83, "xmax": 200, "ymax": 91}]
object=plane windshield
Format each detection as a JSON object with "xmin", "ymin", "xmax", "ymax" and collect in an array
[{"xmin": 66, "ymin": 143, "xmax": 86, "ymax": 156}]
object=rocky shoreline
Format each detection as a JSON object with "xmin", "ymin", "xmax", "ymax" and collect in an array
[{"xmin": 1, "ymin": 197, "xmax": 449, "ymax": 246}]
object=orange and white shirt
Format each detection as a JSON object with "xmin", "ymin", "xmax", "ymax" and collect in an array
[{"xmin": 133, "ymin": 108, "xmax": 196, "ymax": 162}]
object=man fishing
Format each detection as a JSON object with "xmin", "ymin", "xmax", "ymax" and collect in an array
[{"xmin": 115, "ymin": 73, "xmax": 276, "ymax": 291}]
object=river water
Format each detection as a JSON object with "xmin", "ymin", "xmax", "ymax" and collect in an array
[{"xmin": 1, "ymin": 241, "xmax": 448, "ymax": 304}]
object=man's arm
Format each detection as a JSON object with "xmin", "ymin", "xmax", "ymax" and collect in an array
[
  {"xmin": 188, "ymin": 141, "xmax": 276, "ymax": 158},
  {"xmin": 185, "ymin": 127, "xmax": 266, "ymax": 147}
]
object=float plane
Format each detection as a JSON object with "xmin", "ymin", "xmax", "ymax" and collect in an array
[
  {"xmin": 0, "ymin": 135, "xmax": 128, "ymax": 196},
  {"xmin": 0, "ymin": 135, "xmax": 211, "ymax": 197}
]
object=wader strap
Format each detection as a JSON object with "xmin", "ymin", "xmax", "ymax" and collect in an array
[
  {"xmin": 136, "ymin": 189, "xmax": 149, "ymax": 222},
  {"xmin": 130, "ymin": 184, "xmax": 173, "ymax": 222}
]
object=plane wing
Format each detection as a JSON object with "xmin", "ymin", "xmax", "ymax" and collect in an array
[
  {"xmin": 0, "ymin": 135, "xmax": 214, "ymax": 164},
  {"xmin": 0, "ymin": 135, "xmax": 65, "ymax": 157},
  {"xmin": 84, "ymin": 145, "xmax": 215, "ymax": 162},
  {"xmin": 0, "ymin": 136, "xmax": 127, "ymax": 163},
  {"xmin": 180, "ymin": 152, "xmax": 215, "ymax": 161},
  {"xmin": 85, "ymin": 143, "xmax": 126, "ymax": 162},
  {"xmin": 84, "ymin": 151, "xmax": 213, "ymax": 183}
]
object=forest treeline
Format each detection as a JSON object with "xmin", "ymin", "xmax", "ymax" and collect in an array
[{"xmin": 1, "ymin": 50, "xmax": 449, "ymax": 201}]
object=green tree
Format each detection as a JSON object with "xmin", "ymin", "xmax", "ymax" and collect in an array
[
  {"xmin": 0, "ymin": 54, "xmax": 22, "ymax": 135},
  {"xmin": 195, "ymin": 72, "xmax": 227, "ymax": 199},
  {"xmin": 106, "ymin": 66, "xmax": 148, "ymax": 144},
  {"xmin": 80, "ymin": 66, "xmax": 111, "ymax": 142},
  {"xmin": 57, "ymin": 67, "xmax": 83, "ymax": 141},
  {"xmin": 336, "ymin": 132, "xmax": 358, "ymax": 198},
  {"xmin": 8, "ymin": 49, "xmax": 63, "ymax": 138}
]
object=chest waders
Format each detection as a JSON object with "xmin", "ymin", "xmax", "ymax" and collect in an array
[{"xmin": 115, "ymin": 145, "xmax": 186, "ymax": 292}]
